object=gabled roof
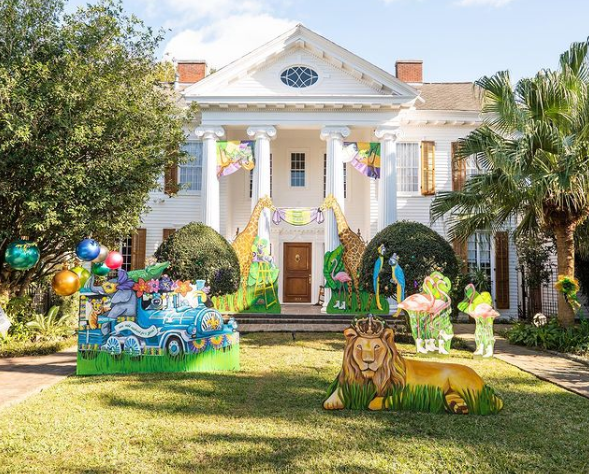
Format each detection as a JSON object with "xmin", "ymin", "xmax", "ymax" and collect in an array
[
  {"xmin": 183, "ymin": 24, "xmax": 420, "ymax": 109},
  {"xmin": 414, "ymin": 83, "xmax": 482, "ymax": 112}
]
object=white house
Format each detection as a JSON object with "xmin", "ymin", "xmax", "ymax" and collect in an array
[{"xmin": 129, "ymin": 24, "xmax": 519, "ymax": 318}]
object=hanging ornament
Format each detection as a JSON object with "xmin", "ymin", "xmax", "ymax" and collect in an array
[
  {"xmin": 104, "ymin": 251, "xmax": 123, "ymax": 270},
  {"xmin": 91, "ymin": 262, "xmax": 111, "ymax": 276},
  {"xmin": 4, "ymin": 240, "xmax": 40, "ymax": 271},
  {"xmin": 71, "ymin": 266, "xmax": 91, "ymax": 287},
  {"xmin": 76, "ymin": 238, "xmax": 101, "ymax": 261},
  {"xmin": 91, "ymin": 245, "xmax": 109, "ymax": 263},
  {"xmin": 52, "ymin": 268, "xmax": 81, "ymax": 296}
]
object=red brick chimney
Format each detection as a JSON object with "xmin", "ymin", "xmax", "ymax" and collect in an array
[
  {"xmin": 175, "ymin": 60, "xmax": 208, "ymax": 88},
  {"xmin": 395, "ymin": 60, "xmax": 423, "ymax": 84}
]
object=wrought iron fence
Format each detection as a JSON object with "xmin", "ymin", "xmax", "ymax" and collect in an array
[{"xmin": 518, "ymin": 263, "xmax": 559, "ymax": 321}]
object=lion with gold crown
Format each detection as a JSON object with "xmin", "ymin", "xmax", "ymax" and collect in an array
[{"xmin": 324, "ymin": 315, "xmax": 503, "ymax": 415}]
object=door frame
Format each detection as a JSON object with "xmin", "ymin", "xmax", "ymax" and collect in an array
[{"xmin": 282, "ymin": 242, "xmax": 313, "ymax": 303}]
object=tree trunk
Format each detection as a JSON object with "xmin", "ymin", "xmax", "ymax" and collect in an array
[{"xmin": 554, "ymin": 223, "xmax": 577, "ymax": 326}]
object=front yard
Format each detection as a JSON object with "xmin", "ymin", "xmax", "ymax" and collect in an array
[{"xmin": 1, "ymin": 333, "xmax": 588, "ymax": 473}]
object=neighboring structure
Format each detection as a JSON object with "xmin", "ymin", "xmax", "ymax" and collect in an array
[{"xmin": 128, "ymin": 24, "xmax": 518, "ymax": 318}]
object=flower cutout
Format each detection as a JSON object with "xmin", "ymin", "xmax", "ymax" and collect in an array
[
  {"xmin": 174, "ymin": 280, "xmax": 193, "ymax": 297},
  {"xmin": 133, "ymin": 278, "xmax": 149, "ymax": 297},
  {"xmin": 147, "ymin": 279, "xmax": 160, "ymax": 294},
  {"xmin": 159, "ymin": 275, "xmax": 174, "ymax": 293}
]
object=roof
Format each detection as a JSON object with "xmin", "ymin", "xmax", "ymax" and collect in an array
[{"xmin": 414, "ymin": 83, "xmax": 482, "ymax": 112}]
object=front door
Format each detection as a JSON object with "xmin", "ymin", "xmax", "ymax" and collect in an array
[{"xmin": 283, "ymin": 243, "xmax": 312, "ymax": 303}]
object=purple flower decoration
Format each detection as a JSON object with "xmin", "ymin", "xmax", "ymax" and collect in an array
[
  {"xmin": 159, "ymin": 275, "xmax": 174, "ymax": 293},
  {"xmin": 116, "ymin": 270, "xmax": 135, "ymax": 291}
]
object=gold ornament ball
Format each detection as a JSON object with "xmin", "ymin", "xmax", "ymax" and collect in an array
[{"xmin": 52, "ymin": 269, "xmax": 81, "ymax": 296}]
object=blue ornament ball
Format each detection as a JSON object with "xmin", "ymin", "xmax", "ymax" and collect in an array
[
  {"xmin": 76, "ymin": 238, "xmax": 101, "ymax": 261},
  {"xmin": 5, "ymin": 240, "xmax": 40, "ymax": 271}
]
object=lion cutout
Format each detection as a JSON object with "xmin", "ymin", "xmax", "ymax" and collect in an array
[{"xmin": 324, "ymin": 315, "xmax": 503, "ymax": 415}]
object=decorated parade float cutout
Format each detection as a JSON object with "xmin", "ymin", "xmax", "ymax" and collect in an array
[
  {"xmin": 398, "ymin": 272, "xmax": 454, "ymax": 355},
  {"xmin": 458, "ymin": 284, "xmax": 499, "ymax": 358},
  {"xmin": 323, "ymin": 315, "xmax": 503, "ymax": 415}
]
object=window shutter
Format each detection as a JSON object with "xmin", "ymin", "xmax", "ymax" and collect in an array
[
  {"xmin": 451, "ymin": 142, "xmax": 466, "ymax": 191},
  {"xmin": 164, "ymin": 163, "xmax": 178, "ymax": 195},
  {"xmin": 131, "ymin": 229, "xmax": 147, "ymax": 270},
  {"xmin": 163, "ymin": 228, "xmax": 175, "ymax": 240},
  {"xmin": 421, "ymin": 141, "xmax": 435, "ymax": 195},
  {"xmin": 452, "ymin": 238, "xmax": 468, "ymax": 274},
  {"xmin": 495, "ymin": 231, "xmax": 510, "ymax": 309}
]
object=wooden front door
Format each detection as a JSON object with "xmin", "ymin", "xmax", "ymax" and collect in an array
[{"xmin": 283, "ymin": 243, "xmax": 312, "ymax": 303}]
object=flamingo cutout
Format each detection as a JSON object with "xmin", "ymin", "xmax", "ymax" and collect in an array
[
  {"xmin": 459, "ymin": 284, "xmax": 499, "ymax": 356},
  {"xmin": 331, "ymin": 259, "xmax": 352, "ymax": 310}
]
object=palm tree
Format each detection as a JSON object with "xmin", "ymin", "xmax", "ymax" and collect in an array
[{"xmin": 431, "ymin": 40, "xmax": 589, "ymax": 326}]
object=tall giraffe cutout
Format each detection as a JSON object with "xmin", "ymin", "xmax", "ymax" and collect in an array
[
  {"xmin": 320, "ymin": 194, "xmax": 366, "ymax": 310},
  {"xmin": 232, "ymin": 195, "xmax": 276, "ymax": 309}
]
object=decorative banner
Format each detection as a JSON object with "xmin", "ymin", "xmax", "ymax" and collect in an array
[
  {"xmin": 343, "ymin": 142, "xmax": 381, "ymax": 179},
  {"xmin": 217, "ymin": 140, "xmax": 255, "ymax": 178},
  {"xmin": 272, "ymin": 207, "xmax": 324, "ymax": 226},
  {"xmin": 114, "ymin": 321, "xmax": 158, "ymax": 338}
]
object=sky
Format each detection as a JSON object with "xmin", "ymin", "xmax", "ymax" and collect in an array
[{"xmin": 65, "ymin": 0, "xmax": 589, "ymax": 83}]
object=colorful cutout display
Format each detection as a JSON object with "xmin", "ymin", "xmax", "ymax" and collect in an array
[
  {"xmin": 398, "ymin": 272, "xmax": 454, "ymax": 355},
  {"xmin": 458, "ymin": 284, "xmax": 499, "ymax": 357},
  {"xmin": 216, "ymin": 140, "xmax": 255, "ymax": 178},
  {"xmin": 323, "ymin": 315, "xmax": 503, "ymax": 414},
  {"xmin": 343, "ymin": 142, "xmax": 381, "ymax": 179},
  {"xmin": 78, "ymin": 266, "xmax": 239, "ymax": 375}
]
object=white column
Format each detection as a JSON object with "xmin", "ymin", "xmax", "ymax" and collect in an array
[
  {"xmin": 375, "ymin": 126, "xmax": 401, "ymax": 231},
  {"xmin": 195, "ymin": 126, "xmax": 225, "ymax": 232},
  {"xmin": 321, "ymin": 126, "xmax": 350, "ymax": 310},
  {"xmin": 247, "ymin": 125, "xmax": 276, "ymax": 241}
]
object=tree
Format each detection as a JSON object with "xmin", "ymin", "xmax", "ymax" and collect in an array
[
  {"xmin": 154, "ymin": 223, "xmax": 240, "ymax": 297},
  {"xmin": 431, "ymin": 39, "xmax": 589, "ymax": 326},
  {"xmin": 0, "ymin": 0, "xmax": 193, "ymax": 296}
]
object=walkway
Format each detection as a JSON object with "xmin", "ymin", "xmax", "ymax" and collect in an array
[
  {"xmin": 454, "ymin": 324, "xmax": 589, "ymax": 399},
  {"xmin": 0, "ymin": 347, "xmax": 77, "ymax": 410}
]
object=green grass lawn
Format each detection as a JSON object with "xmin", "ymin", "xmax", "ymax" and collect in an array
[{"xmin": 1, "ymin": 333, "xmax": 588, "ymax": 473}]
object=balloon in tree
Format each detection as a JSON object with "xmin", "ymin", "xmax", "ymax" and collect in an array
[
  {"xmin": 52, "ymin": 268, "xmax": 81, "ymax": 296},
  {"xmin": 92, "ymin": 245, "xmax": 109, "ymax": 263},
  {"xmin": 4, "ymin": 240, "xmax": 40, "ymax": 270},
  {"xmin": 91, "ymin": 262, "xmax": 111, "ymax": 276},
  {"xmin": 76, "ymin": 239, "xmax": 101, "ymax": 261},
  {"xmin": 104, "ymin": 251, "xmax": 123, "ymax": 270},
  {"xmin": 71, "ymin": 266, "xmax": 91, "ymax": 287}
]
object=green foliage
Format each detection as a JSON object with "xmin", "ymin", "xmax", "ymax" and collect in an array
[
  {"xmin": 154, "ymin": 222, "xmax": 240, "ymax": 296},
  {"xmin": 459, "ymin": 385, "xmax": 503, "ymax": 415},
  {"xmin": 0, "ymin": 0, "xmax": 193, "ymax": 296},
  {"xmin": 26, "ymin": 305, "xmax": 73, "ymax": 340},
  {"xmin": 516, "ymin": 235, "xmax": 554, "ymax": 289},
  {"xmin": 507, "ymin": 319, "xmax": 589, "ymax": 354},
  {"xmin": 360, "ymin": 221, "xmax": 459, "ymax": 297},
  {"xmin": 0, "ymin": 335, "xmax": 76, "ymax": 357},
  {"xmin": 387, "ymin": 384, "xmax": 446, "ymax": 414}
]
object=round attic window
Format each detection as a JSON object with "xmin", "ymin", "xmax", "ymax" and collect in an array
[{"xmin": 280, "ymin": 66, "xmax": 318, "ymax": 88}]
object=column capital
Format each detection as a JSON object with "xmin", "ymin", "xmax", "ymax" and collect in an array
[
  {"xmin": 247, "ymin": 125, "xmax": 277, "ymax": 141},
  {"xmin": 375, "ymin": 126, "xmax": 402, "ymax": 141},
  {"xmin": 320, "ymin": 126, "xmax": 350, "ymax": 141},
  {"xmin": 195, "ymin": 126, "xmax": 225, "ymax": 140}
]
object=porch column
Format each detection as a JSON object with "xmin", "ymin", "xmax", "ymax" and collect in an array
[
  {"xmin": 375, "ymin": 126, "xmax": 401, "ymax": 231},
  {"xmin": 247, "ymin": 125, "xmax": 276, "ymax": 242},
  {"xmin": 195, "ymin": 126, "xmax": 225, "ymax": 232},
  {"xmin": 321, "ymin": 126, "xmax": 350, "ymax": 309}
]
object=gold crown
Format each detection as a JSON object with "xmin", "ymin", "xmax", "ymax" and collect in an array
[{"xmin": 353, "ymin": 315, "xmax": 385, "ymax": 337}]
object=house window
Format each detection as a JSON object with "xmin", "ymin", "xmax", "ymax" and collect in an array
[
  {"xmin": 179, "ymin": 142, "xmax": 203, "ymax": 191},
  {"xmin": 280, "ymin": 66, "xmax": 318, "ymax": 88},
  {"xmin": 467, "ymin": 232, "xmax": 492, "ymax": 285},
  {"xmin": 323, "ymin": 154, "xmax": 347, "ymax": 198},
  {"xmin": 290, "ymin": 152, "xmax": 306, "ymax": 187},
  {"xmin": 466, "ymin": 155, "xmax": 482, "ymax": 178},
  {"xmin": 121, "ymin": 236, "xmax": 133, "ymax": 272},
  {"xmin": 121, "ymin": 229, "xmax": 147, "ymax": 271},
  {"xmin": 249, "ymin": 154, "xmax": 272, "ymax": 198},
  {"xmin": 397, "ymin": 143, "xmax": 420, "ymax": 193}
]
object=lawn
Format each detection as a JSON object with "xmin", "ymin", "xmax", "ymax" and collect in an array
[{"xmin": 1, "ymin": 333, "xmax": 588, "ymax": 473}]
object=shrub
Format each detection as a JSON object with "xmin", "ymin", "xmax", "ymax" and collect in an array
[
  {"xmin": 155, "ymin": 222, "xmax": 240, "ymax": 296},
  {"xmin": 360, "ymin": 221, "xmax": 460, "ymax": 299},
  {"xmin": 507, "ymin": 319, "xmax": 589, "ymax": 354},
  {"xmin": 26, "ymin": 306, "xmax": 74, "ymax": 341}
]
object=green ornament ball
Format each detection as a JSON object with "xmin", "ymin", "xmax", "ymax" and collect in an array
[
  {"xmin": 91, "ymin": 262, "xmax": 111, "ymax": 276},
  {"xmin": 5, "ymin": 240, "xmax": 40, "ymax": 271}
]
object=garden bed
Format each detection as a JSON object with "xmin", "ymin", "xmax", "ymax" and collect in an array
[{"xmin": 0, "ymin": 336, "xmax": 77, "ymax": 358}]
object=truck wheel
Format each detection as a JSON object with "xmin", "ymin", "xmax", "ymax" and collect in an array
[
  {"xmin": 124, "ymin": 336, "xmax": 142, "ymax": 357},
  {"xmin": 166, "ymin": 336, "xmax": 183, "ymax": 357},
  {"xmin": 104, "ymin": 336, "xmax": 122, "ymax": 356}
]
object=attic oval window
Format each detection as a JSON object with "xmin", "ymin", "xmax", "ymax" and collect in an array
[{"xmin": 280, "ymin": 66, "xmax": 318, "ymax": 88}]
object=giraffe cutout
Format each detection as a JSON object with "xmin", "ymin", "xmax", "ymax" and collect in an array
[
  {"xmin": 320, "ymin": 194, "xmax": 366, "ymax": 310},
  {"xmin": 232, "ymin": 195, "xmax": 276, "ymax": 309}
]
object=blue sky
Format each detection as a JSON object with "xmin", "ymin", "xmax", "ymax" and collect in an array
[{"xmin": 66, "ymin": 0, "xmax": 589, "ymax": 83}]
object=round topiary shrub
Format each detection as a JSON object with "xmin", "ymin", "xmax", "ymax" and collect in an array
[
  {"xmin": 360, "ymin": 221, "xmax": 460, "ymax": 299},
  {"xmin": 154, "ymin": 222, "xmax": 240, "ymax": 296}
]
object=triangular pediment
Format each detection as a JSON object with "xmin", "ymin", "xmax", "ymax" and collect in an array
[{"xmin": 183, "ymin": 24, "xmax": 419, "ymax": 105}]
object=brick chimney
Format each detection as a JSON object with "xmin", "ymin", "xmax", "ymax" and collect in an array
[
  {"xmin": 395, "ymin": 60, "xmax": 423, "ymax": 84},
  {"xmin": 175, "ymin": 60, "xmax": 208, "ymax": 89}
]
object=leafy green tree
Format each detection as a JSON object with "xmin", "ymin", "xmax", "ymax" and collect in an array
[
  {"xmin": 0, "ymin": 0, "xmax": 193, "ymax": 296},
  {"xmin": 431, "ymin": 40, "xmax": 589, "ymax": 326}
]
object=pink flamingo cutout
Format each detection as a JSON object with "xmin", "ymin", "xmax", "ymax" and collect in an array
[{"xmin": 331, "ymin": 260, "xmax": 352, "ymax": 310}]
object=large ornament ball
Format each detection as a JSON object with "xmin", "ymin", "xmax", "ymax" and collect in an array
[
  {"xmin": 91, "ymin": 262, "xmax": 111, "ymax": 276},
  {"xmin": 76, "ymin": 239, "xmax": 101, "ymax": 261},
  {"xmin": 52, "ymin": 270, "xmax": 81, "ymax": 296},
  {"xmin": 71, "ymin": 266, "xmax": 91, "ymax": 287},
  {"xmin": 92, "ymin": 245, "xmax": 109, "ymax": 263},
  {"xmin": 104, "ymin": 251, "xmax": 123, "ymax": 270},
  {"xmin": 4, "ymin": 240, "xmax": 40, "ymax": 271}
]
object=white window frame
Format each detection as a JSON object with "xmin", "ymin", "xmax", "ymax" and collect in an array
[
  {"xmin": 396, "ymin": 142, "xmax": 421, "ymax": 196},
  {"xmin": 179, "ymin": 141, "xmax": 203, "ymax": 195},
  {"xmin": 323, "ymin": 153, "xmax": 347, "ymax": 198},
  {"xmin": 467, "ymin": 231, "xmax": 496, "ymax": 301},
  {"xmin": 288, "ymin": 149, "xmax": 308, "ymax": 189}
]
